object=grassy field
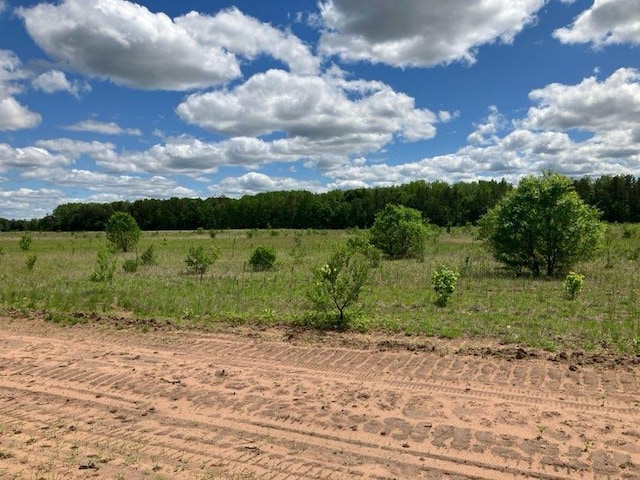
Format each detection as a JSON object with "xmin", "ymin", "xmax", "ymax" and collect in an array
[{"xmin": 1, "ymin": 226, "xmax": 639, "ymax": 354}]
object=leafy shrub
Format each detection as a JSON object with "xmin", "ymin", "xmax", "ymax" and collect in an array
[
  {"xmin": 432, "ymin": 265, "xmax": 459, "ymax": 307},
  {"xmin": 208, "ymin": 229, "xmax": 218, "ymax": 238},
  {"xmin": 307, "ymin": 244, "xmax": 369, "ymax": 328},
  {"xmin": 185, "ymin": 245, "xmax": 220, "ymax": 281},
  {"xmin": 140, "ymin": 245, "xmax": 157, "ymax": 265},
  {"xmin": 370, "ymin": 204, "xmax": 434, "ymax": 260},
  {"xmin": 19, "ymin": 234, "xmax": 32, "ymax": 251},
  {"xmin": 249, "ymin": 245, "xmax": 276, "ymax": 271},
  {"xmin": 564, "ymin": 271, "xmax": 584, "ymax": 300},
  {"xmin": 90, "ymin": 248, "xmax": 117, "ymax": 282},
  {"xmin": 479, "ymin": 173, "xmax": 604, "ymax": 276},
  {"xmin": 26, "ymin": 254, "xmax": 37, "ymax": 271},
  {"xmin": 122, "ymin": 259, "xmax": 139, "ymax": 273}
]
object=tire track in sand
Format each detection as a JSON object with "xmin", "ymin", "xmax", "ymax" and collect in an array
[{"xmin": 0, "ymin": 320, "xmax": 639, "ymax": 479}]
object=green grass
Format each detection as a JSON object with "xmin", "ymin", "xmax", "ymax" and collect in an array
[{"xmin": 0, "ymin": 226, "xmax": 639, "ymax": 354}]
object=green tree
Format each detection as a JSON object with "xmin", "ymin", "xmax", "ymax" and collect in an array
[
  {"xmin": 369, "ymin": 204, "xmax": 433, "ymax": 259},
  {"xmin": 479, "ymin": 173, "xmax": 604, "ymax": 276},
  {"xmin": 307, "ymin": 244, "xmax": 369, "ymax": 327},
  {"xmin": 105, "ymin": 212, "xmax": 141, "ymax": 253}
]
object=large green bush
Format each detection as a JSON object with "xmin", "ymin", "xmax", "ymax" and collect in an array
[
  {"xmin": 479, "ymin": 173, "xmax": 604, "ymax": 276},
  {"xmin": 369, "ymin": 204, "xmax": 433, "ymax": 259}
]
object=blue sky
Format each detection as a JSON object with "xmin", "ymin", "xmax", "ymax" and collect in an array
[{"xmin": 1, "ymin": 0, "xmax": 639, "ymax": 219}]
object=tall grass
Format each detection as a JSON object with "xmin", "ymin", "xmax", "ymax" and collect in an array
[{"xmin": 0, "ymin": 226, "xmax": 638, "ymax": 353}]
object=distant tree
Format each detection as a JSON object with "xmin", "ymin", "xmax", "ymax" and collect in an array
[
  {"xmin": 105, "ymin": 212, "xmax": 141, "ymax": 253},
  {"xmin": 479, "ymin": 173, "xmax": 604, "ymax": 276},
  {"xmin": 369, "ymin": 204, "xmax": 434, "ymax": 259}
]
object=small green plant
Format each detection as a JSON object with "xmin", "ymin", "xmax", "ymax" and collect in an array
[
  {"xmin": 208, "ymin": 229, "xmax": 218, "ymax": 239},
  {"xmin": 140, "ymin": 244, "xmax": 157, "ymax": 265},
  {"xmin": 307, "ymin": 244, "xmax": 369, "ymax": 328},
  {"xmin": 122, "ymin": 259, "xmax": 139, "ymax": 273},
  {"xmin": 26, "ymin": 254, "xmax": 37, "ymax": 271},
  {"xmin": 432, "ymin": 265, "xmax": 459, "ymax": 307},
  {"xmin": 90, "ymin": 247, "xmax": 117, "ymax": 282},
  {"xmin": 19, "ymin": 234, "xmax": 32, "ymax": 251},
  {"xmin": 564, "ymin": 271, "xmax": 584, "ymax": 300},
  {"xmin": 249, "ymin": 245, "xmax": 276, "ymax": 271},
  {"xmin": 185, "ymin": 245, "xmax": 220, "ymax": 281}
]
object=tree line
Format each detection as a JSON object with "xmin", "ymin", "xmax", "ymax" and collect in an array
[{"xmin": 2, "ymin": 175, "xmax": 640, "ymax": 232}]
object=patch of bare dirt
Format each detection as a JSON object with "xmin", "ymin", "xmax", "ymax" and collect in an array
[{"xmin": 0, "ymin": 311, "xmax": 639, "ymax": 479}]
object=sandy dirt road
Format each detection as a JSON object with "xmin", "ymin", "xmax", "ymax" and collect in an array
[{"xmin": 0, "ymin": 313, "xmax": 639, "ymax": 479}]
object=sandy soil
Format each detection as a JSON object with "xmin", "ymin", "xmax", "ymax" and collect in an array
[{"xmin": 0, "ymin": 312, "xmax": 639, "ymax": 479}]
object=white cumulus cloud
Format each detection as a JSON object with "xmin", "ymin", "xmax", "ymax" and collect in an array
[
  {"xmin": 0, "ymin": 143, "xmax": 72, "ymax": 170},
  {"xmin": 322, "ymin": 69, "xmax": 640, "ymax": 188},
  {"xmin": 0, "ymin": 97, "xmax": 41, "ymax": 131},
  {"xmin": 176, "ymin": 7, "xmax": 319, "ymax": 75},
  {"xmin": 523, "ymin": 68, "xmax": 640, "ymax": 132},
  {"xmin": 18, "ymin": 0, "xmax": 320, "ymax": 91},
  {"xmin": 177, "ymin": 69, "xmax": 440, "ymax": 162},
  {"xmin": 18, "ymin": 0, "xmax": 241, "ymax": 90},
  {"xmin": 32, "ymin": 70, "xmax": 90, "ymax": 97},
  {"xmin": 318, "ymin": 0, "xmax": 545, "ymax": 67},
  {"xmin": 0, "ymin": 50, "xmax": 41, "ymax": 130},
  {"xmin": 554, "ymin": 0, "xmax": 640, "ymax": 47}
]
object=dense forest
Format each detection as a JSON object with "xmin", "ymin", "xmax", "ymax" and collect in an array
[{"xmin": 3, "ymin": 175, "xmax": 640, "ymax": 232}]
